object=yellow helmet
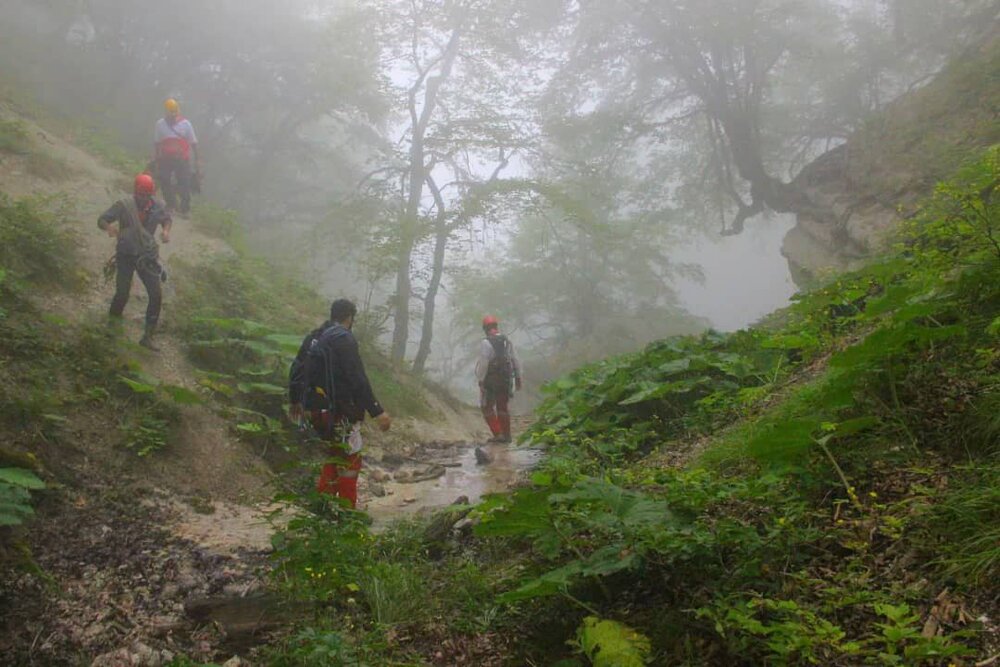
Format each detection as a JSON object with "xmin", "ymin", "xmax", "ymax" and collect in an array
[{"xmin": 164, "ymin": 98, "xmax": 180, "ymax": 113}]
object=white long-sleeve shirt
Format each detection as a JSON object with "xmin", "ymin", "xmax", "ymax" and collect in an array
[{"xmin": 475, "ymin": 335, "xmax": 522, "ymax": 384}]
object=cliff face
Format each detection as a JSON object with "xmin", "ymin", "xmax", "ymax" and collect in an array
[{"xmin": 782, "ymin": 32, "xmax": 1000, "ymax": 285}]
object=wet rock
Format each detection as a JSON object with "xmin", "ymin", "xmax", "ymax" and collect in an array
[
  {"xmin": 474, "ymin": 447, "xmax": 492, "ymax": 465},
  {"xmin": 381, "ymin": 453, "xmax": 405, "ymax": 468},
  {"xmin": 368, "ymin": 481, "xmax": 387, "ymax": 497},
  {"xmin": 454, "ymin": 516, "xmax": 478, "ymax": 535},
  {"xmin": 403, "ymin": 464, "xmax": 446, "ymax": 483},
  {"xmin": 394, "ymin": 470, "xmax": 411, "ymax": 482}
]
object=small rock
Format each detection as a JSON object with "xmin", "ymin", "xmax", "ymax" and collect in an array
[
  {"xmin": 474, "ymin": 446, "xmax": 492, "ymax": 465},
  {"xmin": 403, "ymin": 497, "xmax": 416, "ymax": 504},
  {"xmin": 369, "ymin": 468, "xmax": 390, "ymax": 483},
  {"xmin": 222, "ymin": 657, "xmax": 248, "ymax": 667},
  {"xmin": 368, "ymin": 481, "xmax": 387, "ymax": 497},
  {"xmin": 394, "ymin": 470, "xmax": 411, "ymax": 482}
]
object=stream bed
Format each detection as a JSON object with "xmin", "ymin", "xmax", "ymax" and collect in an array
[{"xmin": 363, "ymin": 440, "xmax": 542, "ymax": 524}]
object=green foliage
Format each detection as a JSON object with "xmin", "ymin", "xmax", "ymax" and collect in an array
[
  {"xmin": 472, "ymin": 148, "xmax": 999, "ymax": 663},
  {"xmin": 263, "ymin": 627, "xmax": 359, "ymax": 667},
  {"xmin": 0, "ymin": 467, "xmax": 44, "ymax": 526},
  {"xmin": 190, "ymin": 203, "xmax": 245, "ymax": 251},
  {"xmin": 871, "ymin": 603, "xmax": 974, "ymax": 665},
  {"xmin": 360, "ymin": 561, "xmax": 428, "ymax": 627},
  {"xmin": 271, "ymin": 507, "xmax": 374, "ymax": 604},
  {"xmin": 76, "ymin": 126, "xmax": 144, "ymax": 174},
  {"xmin": 528, "ymin": 329, "xmax": 785, "ymax": 457},
  {"xmin": 0, "ymin": 118, "xmax": 30, "ymax": 153},
  {"xmin": 697, "ymin": 596, "xmax": 860, "ymax": 665},
  {"xmin": 117, "ymin": 373, "xmax": 192, "ymax": 456},
  {"xmin": 573, "ymin": 616, "xmax": 651, "ymax": 667},
  {"xmin": 0, "ymin": 193, "xmax": 80, "ymax": 288},
  {"xmin": 120, "ymin": 412, "xmax": 170, "ymax": 457},
  {"xmin": 923, "ymin": 466, "xmax": 1000, "ymax": 586}
]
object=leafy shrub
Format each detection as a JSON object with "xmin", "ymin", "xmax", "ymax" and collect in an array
[
  {"xmin": 0, "ymin": 467, "xmax": 44, "ymax": 526},
  {"xmin": 0, "ymin": 118, "xmax": 30, "ymax": 153},
  {"xmin": 0, "ymin": 194, "xmax": 80, "ymax": 288},
  {"xmin": 360, "ymin": 561, "xmax": 429, "ymax": 626},
  {"xmin": 477, "ymin": 147, "xmax": 999, "ymax": 663},
  {"xmin": 190, "ymin": 203, "xmax": 245, "ymax": 250}
]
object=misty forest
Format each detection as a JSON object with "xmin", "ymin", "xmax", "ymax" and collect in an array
[{"xmin": 0, "ymin": 1, "xmax": 998, "ymax": 665}]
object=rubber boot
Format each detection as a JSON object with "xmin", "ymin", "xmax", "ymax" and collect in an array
[{"xmin": 139, "ymin": 324, "xmax": 160, "ymax": 351}]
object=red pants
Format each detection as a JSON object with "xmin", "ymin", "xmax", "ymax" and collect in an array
[
  {"xmin": 480, "ymin": 386, "xmax": 511, "ymax": 437},
  {"xmin": 310, "ymin": 411, "xmax": 362, "ymax": 508}
]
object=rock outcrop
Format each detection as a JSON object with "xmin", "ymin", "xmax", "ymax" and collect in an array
[{"xmin": 782, "ymin": 32, "xmax": 1000, "ymax": 286}]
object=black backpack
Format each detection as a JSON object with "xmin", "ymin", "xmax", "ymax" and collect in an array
[
  {"xmin": 485, "ymin": 334, "xmax": 514, "ymax": 393},
  {"xmin": 300, "ymin": 324, "xmax": 350, "ymax": 414}
]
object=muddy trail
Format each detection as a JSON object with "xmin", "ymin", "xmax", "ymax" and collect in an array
[{"xmin": 0, "ymin": 432, "xmax": 539, "ymax": 666}]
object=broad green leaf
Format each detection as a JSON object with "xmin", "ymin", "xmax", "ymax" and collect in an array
[
  {"xmin": 748, "ymin": 417, "xmax": 822, "ymax": 464},
  {"xmin": 475, "ymin": 488, "xmax": 553, "ymax": 538},
  {"xmin": 161, "ymin": 384, "xmax": 204, "ymax": 405},
  {"xmin": 119, "ymin": 375, "xmax": 157, "ymax": 393},
  {"xmin": 656, "ymin": 358, "xmax": 691, "ymax": 376},
  {"xmin": 988, "ymin": 316, "xmax": 1000, "ymax": 336},
  {"xmin": 236, "ymin": 382, "xmax": 286, "ymax": 395},
  {"xmin": 0, "ymin": 468, "xmax": 45, "ymax": 489},
  {"xmin": 236, "ymin": 422, "xmax": 264, "ymax": 433},
  {"xmin": 264, "ymin": 333, "xmax": 306, "ymax": 355},
  {"xmin": 827, "ymin": 416, "xmax": 879, "ymax": 440},
  {"xmin": 498, "ymin": 560, "xmax": 583, "ymax": 602},
  {"xmin": 576, "ymin": 616, "xmax": 651, "ymax": 667}
]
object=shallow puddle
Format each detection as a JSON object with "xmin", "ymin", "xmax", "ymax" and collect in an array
[{"xmin": 364, "ymin": 442, "xmax": 542, "ymax": 524}]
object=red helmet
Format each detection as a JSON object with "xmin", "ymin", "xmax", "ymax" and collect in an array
[
  {"xmin": 482, "ymin": 315, "xmax": 499, "ymax": 330},
  {"xmin": 134, "ymin": 173, "xmax": 156, "ymax": 195}
]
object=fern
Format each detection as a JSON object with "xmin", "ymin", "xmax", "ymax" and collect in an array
[{"xmin": 0, "ymin": 467, "xmax": 45, "ymax": 526}]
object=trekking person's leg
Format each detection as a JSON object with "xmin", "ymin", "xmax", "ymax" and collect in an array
[
  {"xmin": 136, "ymin": 258, "xmax": 162, "ymax": 331},
  {"xmin": 158, "ymin": 159, "xmax": 177, "ymax": 211},
  {"xmin": 497, "ymin": 390, "xmax": 511, "ymax": 442},
  {"xmin": 312, "ymin": 411, "xmax": 341, "ymax": 495},
  {"xmin": 480, "ymin": 386, "xmax": 501, "ymax": 436},
  {"xmin": 109, "ymin": 255, "xmax": 136, "ymax": 317},
  {"xmin": 176, "ymin": 159, "xmax": 192, "ymax": 214},
  {"xmin": 136, "ymin": 258, "xmax": 162, "ymax": 350},
  {"xmin": 335, "ymin": 451, "xmax": 363, "ymax": 509}
]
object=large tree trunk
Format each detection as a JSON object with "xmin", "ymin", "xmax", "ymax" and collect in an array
[
  {"xmin": 411, "ymin": 176, "xmax": 449, "ymax": 374},
  {"xmin": 411, "ymin": 221, "xmax": 447, "ymax": 373},
  {"xmin": 389, "ymin": 20, "xmax": 464, "ymax": 363}
]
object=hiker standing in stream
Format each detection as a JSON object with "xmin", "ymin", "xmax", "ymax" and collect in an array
[
  {"xmin": 288, "ymin": 299, "xmax": 392, "ymax": 509},
  {"xmin": 98, "ymin": 173, "xmax": 171, "ymax": 350},
  {"xmin": 476, "ymin": 315, "xmax": 522, "ymax": 444},
  {"xmin": 154, "ymin": 98, "xmax": 200, "ymax": 216}
]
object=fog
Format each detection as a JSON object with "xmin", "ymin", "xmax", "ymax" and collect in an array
[{"xmin": 1, "ymin": 0, "xmax": 991, "ymax": 398}]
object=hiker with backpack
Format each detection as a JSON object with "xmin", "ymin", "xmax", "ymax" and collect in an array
[
  {"xmin": 98, "ymin": 173, "xmax": 171, "ymax": 350},
  {"xmin": 288, "ymin": 299, "xmax": 392, "ymax": 508},
  {"xmin": 154, "ymin": 98, "xmax": 200, "ymax": 216},
  {"xmin": 475, "ymin": 315, "xmax": 522, "ymax": 444}
]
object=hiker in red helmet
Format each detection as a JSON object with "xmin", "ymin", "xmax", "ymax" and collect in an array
[
  {"xmin": 98, "ymin": 173, "xmax": 172, "ymax": 349},
  {"xmin": 288, "ymin": 299, "xmax": 392, "ymax": 509},
  {"xmin": 154, "ymin": 98, "xmax": 200, "ymax": 216},
  {"xmin": 476, "ymin": 315, "xmax": 522, "ymax": 443}
]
